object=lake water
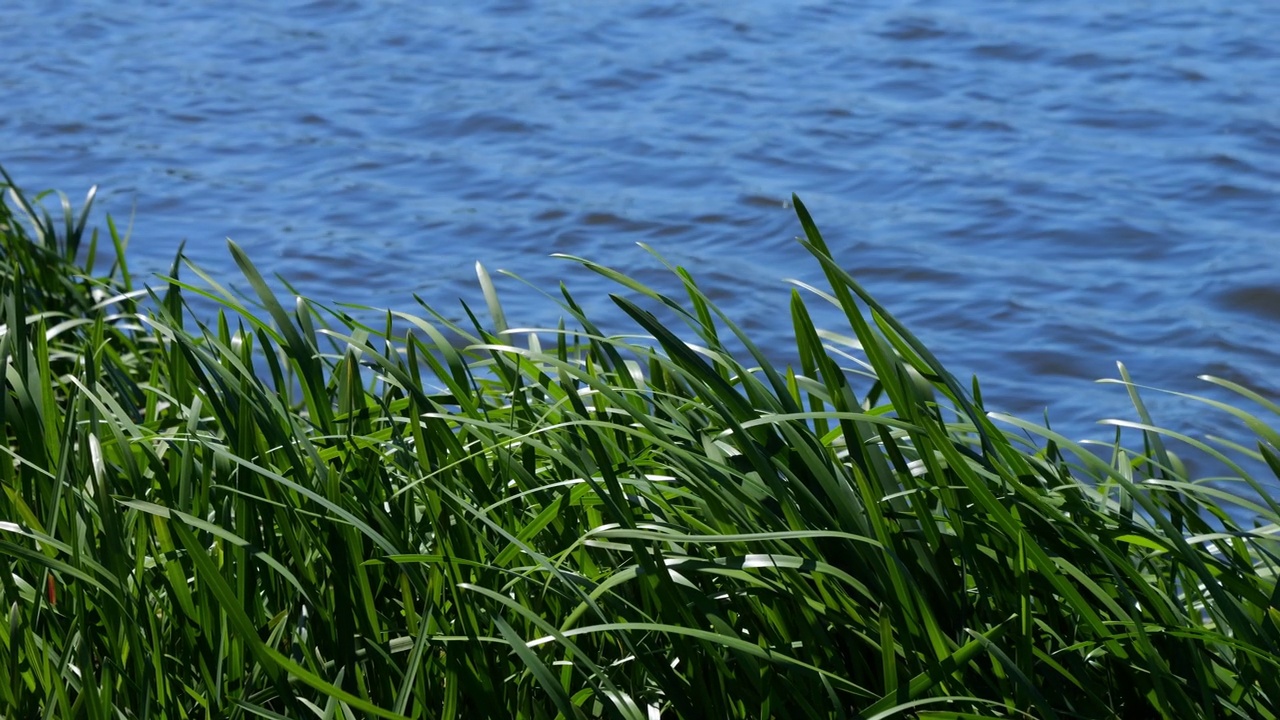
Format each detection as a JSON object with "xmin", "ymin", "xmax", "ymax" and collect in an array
[{"xmin": 3, "ymin": 0, "xmax": 1279, "ymax": 452}]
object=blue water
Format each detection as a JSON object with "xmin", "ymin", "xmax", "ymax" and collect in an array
[{"xmin": 3, "ymin": 1, "xmax": 1279, "ymax": 454}]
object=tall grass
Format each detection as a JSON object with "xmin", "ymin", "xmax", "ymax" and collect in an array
[{"xmin": 2, "ymin": 168, "xmax": 1277, "ymax": 718}]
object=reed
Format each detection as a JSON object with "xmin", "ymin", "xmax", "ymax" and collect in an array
[{"xmin": 2, "ymin": 168, "xmax": 1277, "ymax": 718}]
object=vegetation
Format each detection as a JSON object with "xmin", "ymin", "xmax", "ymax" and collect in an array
[{"xmin": 1, "ymin": 166, "xmax": 1278, "ymax": 719}]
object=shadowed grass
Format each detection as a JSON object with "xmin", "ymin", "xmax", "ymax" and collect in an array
[{"xmin": 2, "ymin": 168, "xmax": 1278, "ymax": 718}]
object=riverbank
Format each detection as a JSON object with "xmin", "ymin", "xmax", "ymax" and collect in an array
[{"xmin": 2, "ymin": 169, "xmax": 1277, "ymax": 718}]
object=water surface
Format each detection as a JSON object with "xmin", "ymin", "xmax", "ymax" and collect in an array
[{"xmin": 3, "ymin": 0, "xmax": 1279, "ymax": 452}]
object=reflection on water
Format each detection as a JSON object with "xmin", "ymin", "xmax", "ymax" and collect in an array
[{"xmin": 2, "ymin": 0, "xmax": 1278, "ymax": 451}]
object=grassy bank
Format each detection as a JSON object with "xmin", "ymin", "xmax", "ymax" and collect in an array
[{"xmin": 2, "ymin": 168, "xmax": 1278, "ymax": 719}]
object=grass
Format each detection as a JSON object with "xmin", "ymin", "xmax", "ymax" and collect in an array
[{"xmin": 1, "ymin": 165, "xmax": 1278, "ymax": 719}]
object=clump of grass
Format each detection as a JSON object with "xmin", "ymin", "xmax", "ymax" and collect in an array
[{"xmin": 2, "ymin": 168, "xmax": 1277, "ymax": 719}]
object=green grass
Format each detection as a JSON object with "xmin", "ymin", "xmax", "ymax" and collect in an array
[{"xmin": 2, "ymin": 166, "xmax": 1278, "ymax": 719}]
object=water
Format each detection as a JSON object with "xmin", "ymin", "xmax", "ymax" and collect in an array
[{"xmin": 3, "ymin": 0, "xmax": 1279, "ymax": 454}]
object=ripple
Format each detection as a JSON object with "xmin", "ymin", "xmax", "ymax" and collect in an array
[
  {"xmin": 1216, "ymin": 286, "xmax": 1280, "ymax": 323},
  {"xmin": 877, "ymin": 16, "xmax": 956, "ymax": 42},
  {"xmin": 971, "ymin": 42, "xmax": 1043, "ymax": 63}
]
